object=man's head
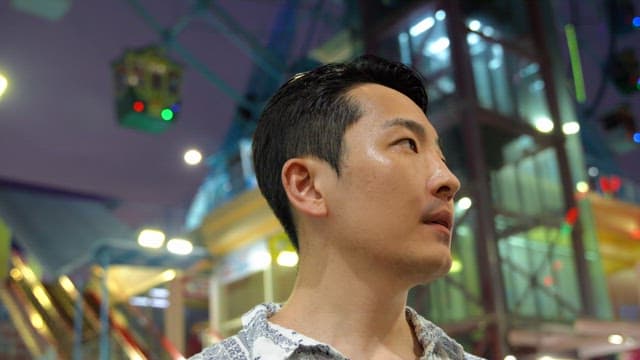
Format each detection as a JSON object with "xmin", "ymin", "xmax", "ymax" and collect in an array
[{"xmin": 252, "ymin": 55, "xmax": 431, "ymax": 251}]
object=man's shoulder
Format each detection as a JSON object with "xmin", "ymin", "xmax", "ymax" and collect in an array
[
  {"xmin": 188, "ymin": 335, "xmax": 250, "ymax": 360},
  {"xmin": 407, "ymin": 307, "xmax": 487, "ymax": 360}
]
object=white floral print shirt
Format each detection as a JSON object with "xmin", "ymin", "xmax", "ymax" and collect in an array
[{"xmin": 189, "ymin": 303, "xmax": 485, "ymax": 360}]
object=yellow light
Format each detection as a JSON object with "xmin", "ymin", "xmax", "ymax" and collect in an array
[
  {"xmin": 608, "ymin": 334, "xmax": 624, "ymax": 345},
  {"xmin": 276, "ymin": 251, "xmax": 299, "ymax": 267},
  {"xmin": 58, "ymin": 275, "xmax": 77, "ymax": 296},
  {"xmin": 576, "ymin": 181, "xmax": 589, "ymax": 193},
  {"xmin": 166, "ymin": 238, "xmax": 193, "ymax": 255},
  {"xmin": 0, "ymin": 73, "xmax": 8, "ymax": 98},
  {"xmin": 30, "ymin": 312, "xmax": 44, "ymax": 330},
  {"xmin": 184, "ymin": 149, "xmax": 203, "ymax": 166},
  {"xmin": 534, "ymin": 117, "xmax": 554, "ymax": 133},
  {"xmin": 32, "ymin": 285, "xmax": 52, "ymax": 309},
  {"xmin": 9, "ymin": 268, "xmax": 22, "ymax": 281},
  {"xmin": 161, "ymin": 269, "xmax": 176, "ymax": 282},
  {"xmin": 20, "ymin": 265, "xmax": 37, "ymax": 284},
  {"xmin": 137, "ymin": 229, "xmax": 165, "ymax": 249},
  {"xmin": 449, "ymin": 259, "xmax": 463, "ymax": 273}
]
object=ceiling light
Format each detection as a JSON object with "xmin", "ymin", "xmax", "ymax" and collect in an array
[
  {"xmin": 562, "ymin": 121, "xmax": 580, "ymax": 135},
  {"xmin": 167, "ymin": 238, "xmax": 193, "ymax": 255},
  {"xmin": 161, "ymin": 269, "xmax": 176, "ymax": 282},
  {"xmin": 276, "ymin": 251, "xmax": 299, "ymax": 267},
  {"xmin": 468, "ymin": 19, "xmax": 482, "ymax": 31},
  {"xmin": 457, "ymin": 197, "xmax": 472, "ymax": 210},
  {"xmin": 467, "ymin": 33, "xmax": 481, "ymax": 45},
  {"xmin": 137, "ymin": 229, "xmax": 165, "ymax": 249},
  {"xmin": 250, "ymin": 250, "xmax": 272, "ymax": 269},
  {"xmin": 482, "ymin": 26, "xmax": 495, "ymax": 36},
  {"xmin": 504, "ymin": 356, "xmax": 517, "ymax": 360},
  {"xmin": 428, "ymin": 37, "xmax": 450, "ymax": 54},
  {"xmin": 435, "ymin": 10, "xmax": 446, "ymax": 21},
  {"xmin": 184, "ymin": 149, "xmax": 202, "ymax": 166},
  {"xmin": 410, "ymin": 17, "xmax": 435, "ymax": 37},
  {"xmin": 608, "ymin": 334, "xmax": 624, "ymax": 345},
  {"xmin": 534, "ymin": 116, "xmax": 554, "ymax": 133},
  {"xmin": 149, "ymin": 288, "xmax": 169, "ymax": 298},
  {"xmin": 0, "ymin": 73, "xmax": 7, "ymax": 98}
]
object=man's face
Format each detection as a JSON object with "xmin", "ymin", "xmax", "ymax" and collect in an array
[{"xmin": 324, "ymin": 83, "xmax": 460, "ymax": 284}]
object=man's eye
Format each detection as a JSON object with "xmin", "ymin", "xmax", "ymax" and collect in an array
[{"xmin": 399, "ymin": 138, "xmax": 418, "ymax": 152}]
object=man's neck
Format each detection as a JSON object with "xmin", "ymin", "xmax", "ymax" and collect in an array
[{"xmin": 268, "ymin": 247, "xmax": 422, "ymax": 360}]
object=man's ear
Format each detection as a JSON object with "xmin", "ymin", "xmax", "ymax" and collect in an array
[{"xmin": 281, "ymin": 158, "xmax": 329, "ymax": 217}]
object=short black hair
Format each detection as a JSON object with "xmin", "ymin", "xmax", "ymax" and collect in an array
[{"xmin": 252, "ymin": 55, "xmax": 428, "ymax": 250}]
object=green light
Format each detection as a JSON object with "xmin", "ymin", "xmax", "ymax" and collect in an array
[
  {"xmin": 160, "ymin": 108, "xmax": 174, "ymax": 121},
  {"xmin": 560, "ymin": 223, "xmax": 573, "ymax": 237},
  {"xmin": 564, "ymin": 24, "xmax": 586, "ymax": 103}
]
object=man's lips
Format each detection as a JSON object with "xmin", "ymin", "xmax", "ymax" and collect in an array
[{"xmin": 421, "ymin": 210, "xmax": 453, "ymax": 231}]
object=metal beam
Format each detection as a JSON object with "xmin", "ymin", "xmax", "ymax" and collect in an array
[
  {"xmin": 203, "ymin": 1, "xmax": 285, "ymax": 81},
  {"xmin": 124, "ymin": 0, "xmax": 258, "ymax": 112}
]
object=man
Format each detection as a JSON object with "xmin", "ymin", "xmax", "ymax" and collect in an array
[{"xmin": 191, "ymin": 55, "xmax": 484, "ymax": 359}]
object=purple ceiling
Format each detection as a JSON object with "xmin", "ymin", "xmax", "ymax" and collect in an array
[
  {"xmin": 0, "ymin": 1, "xmax": 282, "ymax": 227},
  {"xmin": 0, "ymin": 0, "xmax": 638, "ymax": 233}
]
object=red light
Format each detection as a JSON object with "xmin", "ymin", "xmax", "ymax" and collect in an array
[
  {"xmin": 631, "ymin": 228, "xmax": 640, "ymax": 240},
  {"xmin": 600, "ymin": 177, "xmax": 611, "ymax": 192},
  {"xmin": 564, "ymin": 207, "xmax": 579, "ymax": 225},
  {"xmin": 610, "ymin": 176, "xmax": 622, "ymax": 192},
  {"xmin": 132, "ymin": 101, "xmax": 145, "ymax": 112}
]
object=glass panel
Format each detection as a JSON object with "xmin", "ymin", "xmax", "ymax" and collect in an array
[
  {"xmin": 487, "ymin": 131, "xmax": 580, "ymax": 321},
  {"xmin": 489, "ymin": 134, "xmax": 564, "ymax": 216},
  {"xmin": 514, "ymin": 59, "xmax": 552, "ymax": 129},
  {"xmin": 499, "ymin": 229, "xmax": 581, "ymax": 321},
  {"xmin": 468, "ymin": 35, "xmax": 551, "ymax": 129},
  {"xmin": 468, "ymin": 35, "xmax": 515, "ymax": 117},
  {"xmin": 375, "ymin": 3, "xmax": 455, "ymax": 104}
]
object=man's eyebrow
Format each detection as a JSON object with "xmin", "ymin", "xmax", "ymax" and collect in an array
[{"xmin": 383, "ymin": 118, "xmax": 427, "ymax": 143}]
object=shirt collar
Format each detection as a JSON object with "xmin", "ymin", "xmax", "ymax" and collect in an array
[{"xmin": 241, "ymin": 303, "xmax": 466, "ymax": 359}]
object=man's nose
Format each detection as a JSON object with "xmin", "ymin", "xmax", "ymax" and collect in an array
[{"xmin": 429, "ymin": 160, "xmax": 461, "ymax": 202}]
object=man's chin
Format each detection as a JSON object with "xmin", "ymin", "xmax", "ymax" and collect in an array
[{"xmin": 409, "ymin": 257, "xmax": 453, "ymax": 285}]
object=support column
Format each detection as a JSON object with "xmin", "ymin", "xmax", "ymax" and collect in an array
[
  {"xmin": 98, "ymin": 250, "xmax": 110, "ymax": 360},
  {"xmin": 444, "ymin": 1, "xmax": 508, "ymax": 357},
  {"xmin": 165, "ymin": 274, "xmax": 185, "ymax": 354},
  {"xmin": 527, "ymin": 0, "xmax": 596, "ymax": 317}
]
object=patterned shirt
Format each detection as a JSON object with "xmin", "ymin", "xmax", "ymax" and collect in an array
[{"xmin": 189, "ymin": 303, "xmax": 485, "ymax": 360}]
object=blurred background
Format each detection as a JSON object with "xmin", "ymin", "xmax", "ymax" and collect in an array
[{"xmin": 0, "ymin": 0, "xmax": 639, "ymax": 359}]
